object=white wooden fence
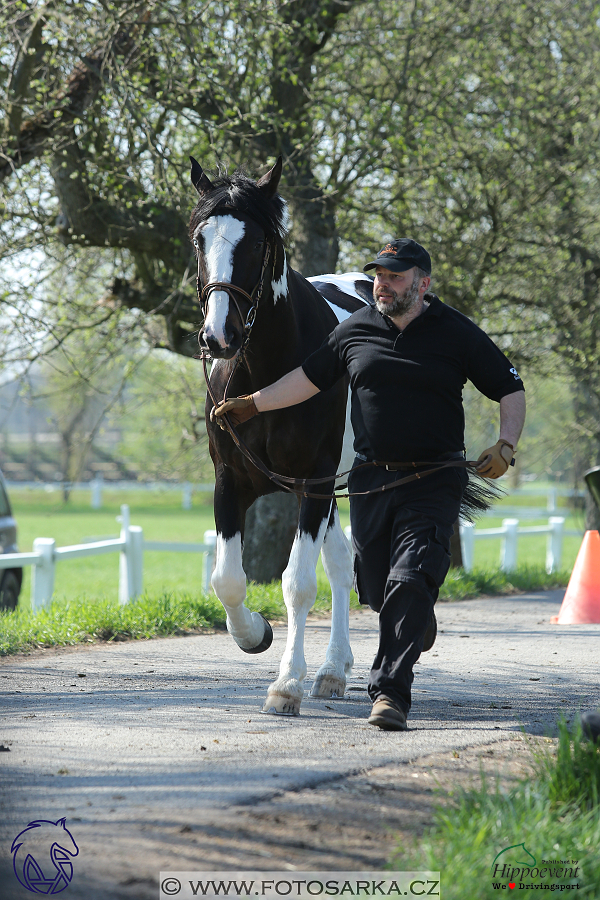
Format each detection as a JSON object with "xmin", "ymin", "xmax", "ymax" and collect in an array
[
  {"xmin": 0, "ymin": 505, "xmax": 217, "ymax": 610},
  {"xmin": 345, "ymin": 516, "xmax": 582, "ymax": 574},
  {"xmin": 459, "ymin": 516, "xmax": 582, "ymax": 573}
]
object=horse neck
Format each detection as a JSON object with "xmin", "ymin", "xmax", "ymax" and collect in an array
[{"xmin": 241, "ymin": 253, "xmax": 305, "ymax": 388}]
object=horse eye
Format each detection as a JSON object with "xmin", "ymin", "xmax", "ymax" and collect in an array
[
  {"xmin": 254, "ymin": 240, "xmax": 264, "ymax": 251},
  {"xmin": 193, "ymin": 239, "xmax": 199, "ymax": 248}
]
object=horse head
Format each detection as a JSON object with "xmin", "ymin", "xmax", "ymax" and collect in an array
[{"xmin": 189, "ymin": 157, "xmax": 288, "ymax": 359}]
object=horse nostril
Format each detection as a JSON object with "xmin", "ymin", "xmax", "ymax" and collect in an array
[{"xmin": 224, "ymin": 322, "xmax": 238, "ymax": 347}]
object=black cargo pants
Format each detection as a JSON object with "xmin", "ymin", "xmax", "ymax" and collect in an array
[{"xmin": 348, "ymin": 458, "xmax": 467, "ymax": 716}]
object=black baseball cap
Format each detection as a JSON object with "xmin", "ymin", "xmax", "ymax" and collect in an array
[{"xmin": 363, "ymin": 238, "xmax": 431, "ymax": 275}]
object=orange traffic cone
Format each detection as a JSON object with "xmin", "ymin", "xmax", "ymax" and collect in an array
[{"xmin": 551, "ymin": 530, "xmax": 600, "ymax": 624}]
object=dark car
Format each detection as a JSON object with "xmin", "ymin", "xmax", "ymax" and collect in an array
[{"xmin": 0, "ymin": 471, "xmax": 22, "ymax": 610}]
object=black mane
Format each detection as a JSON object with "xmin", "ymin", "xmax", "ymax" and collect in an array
[{"xmin": 189, "ymin": 170, "xmax": 288, "ymax": 242}]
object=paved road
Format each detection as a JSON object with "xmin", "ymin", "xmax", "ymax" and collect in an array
[{"xmin": 1, "ymin": 589, "xmax": 599, "ymax": 898}]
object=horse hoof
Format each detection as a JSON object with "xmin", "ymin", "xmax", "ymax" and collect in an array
[
  {"xmin": 310, "ymin": 673, "xmax": 346, "ymax": 699},
  {"xmin": 235, "ymin": 613, "xmax": 273, "ymax": 655},
  {"xmin": 261, "ymin": 693, "xmax": 301, "ymax": 716}
]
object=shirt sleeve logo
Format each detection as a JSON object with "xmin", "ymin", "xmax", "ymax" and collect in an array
[{"xmin": 510, "ymin": 367, "xmax": 522, "ymax": 381}]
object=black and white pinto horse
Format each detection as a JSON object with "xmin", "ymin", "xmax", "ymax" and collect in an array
[{"xmin": 189, "ymin": 157, "xmax": 374, "ymax": 715}]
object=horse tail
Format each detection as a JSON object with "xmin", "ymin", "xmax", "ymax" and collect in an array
[{"xmin": 460, "ymin": 471, "xmax": 505, "ymax": 523}]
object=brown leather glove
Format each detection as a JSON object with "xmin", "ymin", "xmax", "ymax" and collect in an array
[
  {"xmin": 476, "ymin": 440, "xmax": 515, "ymax": 479},
  {"xmin": 210, "ymin": 395, "xmax": 259, "ymax": 430}
]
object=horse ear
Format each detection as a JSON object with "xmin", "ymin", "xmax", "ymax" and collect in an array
[
  {"xmin": 190, "ymin": 157, "xmax": 213, "ymax": 195},
  {"xmin": 257, "ymin": 156, "xmax": 283, "ymax": 198}
]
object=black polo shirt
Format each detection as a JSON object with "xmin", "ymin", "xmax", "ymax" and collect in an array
[{"xmin": 302, "ymin": 295, "xmax": 524, "ymax": 461}]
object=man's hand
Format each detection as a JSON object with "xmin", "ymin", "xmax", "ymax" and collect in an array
[
  {"xmin": 210, "ymin": 395, "xmax": 259, "ymax": 430},
  {"xmin": 476, "ymin": 440, "xmax": 515, "ymax": 479}
]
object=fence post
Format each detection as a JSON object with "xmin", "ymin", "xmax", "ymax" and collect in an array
[
  {"xmin": 91, "ymin": 476, "xmax": 103, "ymax": 509},
  {"xmin": 31, "ymin": 538, "xmax": 56, "ymax": 610},
  {"xmin": 501, "ymin": 518, "xmax": 519, "ymax": 572},
  {"xmin": 203, "ymin": 530, "xmax": 217, "ymax": 593},
  {"xmin": 546, "ymin": 516, "xmax": 565, "ymax": 574},
  {"xmin": 547, "ymin": 488, "xmax": 557, "ymax": 513},
  {"xmin": 182, "ymin": 482, "xmax": 192, "ymax": 510},
  {"xmin": 129, "ymin": 526, "xmax": 144, "ymax": 598},
  {"xmin": 118, "ymin": 504, "xmax": 133, "ymax": 605},
  {"xmin": 459, "ymin": 522, "xmax": 475, "ymax": 572}
]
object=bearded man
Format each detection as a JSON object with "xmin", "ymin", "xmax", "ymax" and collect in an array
[{"xmin": 212, "ymin": 238, "xmax": 526, "ymax": 731}]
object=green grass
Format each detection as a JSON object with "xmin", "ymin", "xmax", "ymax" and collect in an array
[
  {"xmin": 391, "ymin": 721, "xmax": 600, "ymax": 898},
  {"xmin": 11, "ymin": 488, "xmax": 216, "ymax": 608},
  {"xmin": 439, "ymin": 565, "xmax": 569, "ymax": 601}
]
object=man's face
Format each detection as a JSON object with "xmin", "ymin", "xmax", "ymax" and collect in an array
[{"xmin": 373, "ymin": 266, "xmax": 427, "ymax": 318}]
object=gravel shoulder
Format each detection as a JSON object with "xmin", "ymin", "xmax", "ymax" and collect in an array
[{"xmin": 1, "ymin": 588, "xmax": 598, "ymax": 899}]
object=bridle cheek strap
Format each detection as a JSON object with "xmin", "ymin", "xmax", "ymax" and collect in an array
[{"xmin": 197, "ymin": 241, "xmax": 273, "ymax": 360}]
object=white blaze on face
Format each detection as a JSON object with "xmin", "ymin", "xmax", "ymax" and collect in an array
[{"xmin": 199, "ymin": 216, "xmax": 245, "ymax": 348}]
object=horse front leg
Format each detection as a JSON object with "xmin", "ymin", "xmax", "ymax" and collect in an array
[
  {"xmin": 212, "ymin": 471, "xmax": 273, "ymax": 654},
  {"xmin": 262, "ymin": 496, "xmax": 331, "ymax": 716},
  {"xmin": 310, "ymin": 503, "xmax": 354, "ymax": 699}
]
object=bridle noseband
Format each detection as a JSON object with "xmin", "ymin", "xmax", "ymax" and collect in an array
[{"xmin": 196, "ymin": 236, "xmax": 273, "ymax": 360}]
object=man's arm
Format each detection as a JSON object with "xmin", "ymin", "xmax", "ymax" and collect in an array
[
  {"xmin": 499, "ymin": 390, "xmax": 526, "ymax": 449},
  {"xmin": 477, "ymin": 390, "xmax": 526, "ymax": 478},
  {"xmin": 253, "ymin": 367, "xmax": 320, "ymax": 411},
  {"xmin": 210, "ymin": 366, "xmax": 320, "ymax": 428}
]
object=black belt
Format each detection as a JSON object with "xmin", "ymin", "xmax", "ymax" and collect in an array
[{"xmin": 356, "ymin": 451, "xmax": 466, "ymax": 472}]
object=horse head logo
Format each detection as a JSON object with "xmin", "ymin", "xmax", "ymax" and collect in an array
[
  {"xmin": 492, "ymin": 842, "xmax": 537, "ymax": 870},
  {"xmin": 11, "ymin": 818, "xmax": 79, "ymax": 894}
]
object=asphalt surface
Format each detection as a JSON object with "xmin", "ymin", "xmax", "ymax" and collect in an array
[{"xmin": 1, "ymin": 588, "xmax": 599, "ymax": 899}]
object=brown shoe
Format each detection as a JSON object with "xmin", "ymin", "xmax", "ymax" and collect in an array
[
  {"xmin": 422, "ymin": 610, "xmax": 437, "ymax": 652},
  {"xmin": 367, "ymin": 697, "xmax": 407, "ymax": 731}
]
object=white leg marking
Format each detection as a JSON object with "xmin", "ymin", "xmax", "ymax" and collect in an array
[
  {"xmin": 263, "ymin": 516, "xmax": 330, "ymax": 715},
  {"xmin": 212, "ymin": 533, "xmax": 265, "ymax": 649},
  {"xmin": 311, "ymin": 507, "xmax": 354, "ymax": 698},
  {"xmin": 200, "ymin": 216, "xmax": 245, "ymax": 348}
]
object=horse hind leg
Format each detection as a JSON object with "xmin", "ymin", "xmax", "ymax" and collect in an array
[
  {"xmin": 310, "ymin": 504, "xmax": 354, "ymax": 699},
  {"xmin": 212, "ymin": 533, "xmax": 273, "ymax": 653},
  {"xmin": 262, "ymin": 513, "xmax": 330, "ymax": 717}
]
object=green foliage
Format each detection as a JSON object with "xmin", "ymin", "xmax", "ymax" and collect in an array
[
  {"xmin": 111, "ymin": 350, "xmax": 212, "ymax": 482},
  {"xmin": 531, "ymin": 719, "xmax": 600, "ymax": 812},
  {"xmin": 0, "ymin": 590, "xmax": 226, "ymax": 657},
  {"xmin": 391, "ymin": 721, "xmax": 600, "ymax": 897},
  {"xmin": 440, "ymin": 565, "xmax": 569, "ymax": 602}
]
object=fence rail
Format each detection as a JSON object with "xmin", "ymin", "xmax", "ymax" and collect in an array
[
  {"xmin": 0, "ymin": 505, "xmax": 217, "ymax": 609},
  {"xmin": 459, "ymin": 516, "xmax": 582, "ymax": 573},
  {"xmin": 345, "ymin": 516, "xmax": 582, "ymax": 574}
]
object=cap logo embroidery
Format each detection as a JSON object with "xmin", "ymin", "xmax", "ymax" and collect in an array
[{"xmin": 380, "ymin": 243, "xmax": 396, "ymax": 254}]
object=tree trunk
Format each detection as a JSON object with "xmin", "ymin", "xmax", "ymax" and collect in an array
[
  {"xmin": 287, "ymin": 188, "xmax": 339, "ymax": 276},
  {"xmin": 243, "ymin": 493, "xmax": 299, "ymax": 583}
]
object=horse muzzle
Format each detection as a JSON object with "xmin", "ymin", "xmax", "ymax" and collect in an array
[{"xmin": 200, "ymin": 329, "xmax": 241, "ymax": 360}]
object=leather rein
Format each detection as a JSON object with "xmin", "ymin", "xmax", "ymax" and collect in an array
[{"xmin": 195, "ymin": 238, "xmax": 484, "ymax": 500}]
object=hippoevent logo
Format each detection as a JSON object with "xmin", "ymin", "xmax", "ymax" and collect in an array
[
  {"xmin": 491, "ymin": 843, "xmax": 580, "ymax": 891},
  {"xmin": 11, "ymin": 818, "xmax": 79, "ymax": 894}
]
